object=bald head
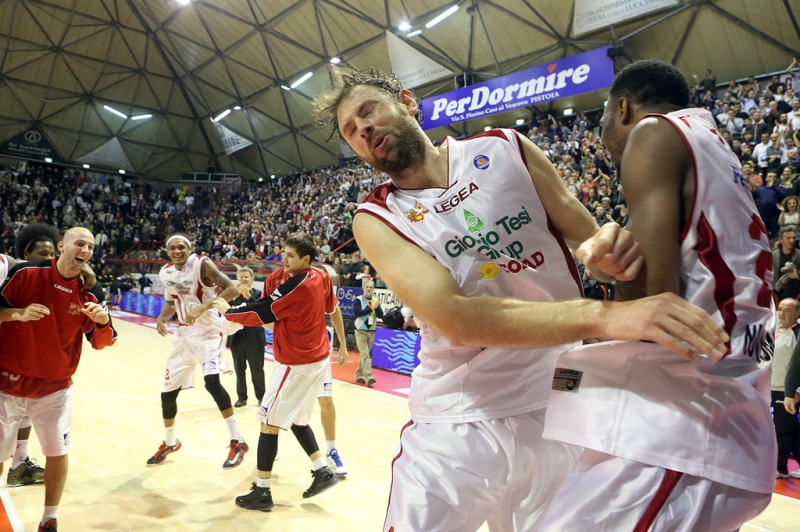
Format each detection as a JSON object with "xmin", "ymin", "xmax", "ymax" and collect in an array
[
  {"xmin": 57, "ymin": 227, "xmax": 95, "ymax": 279},
  {"xmin": 63, "ymin": 227, "xmax": 94, "ymax": 244}
]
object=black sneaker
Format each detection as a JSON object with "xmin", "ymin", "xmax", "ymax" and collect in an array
[
  {"xmin": 356, "ymin": 378, "xmax": 366, "ymax": 384},
  {"xmin": 146, "ymin": 440, "xmax": 182, "ymax": 466},
  {"xmin": 38, "ymin": 519, "xmax": 57, "ymax": 532},
  {"xmin": 235, "ymin": 483, "xmax": 274, "ymax": 511},
  {"xmin": 302, "ymin": 466, "xmax": 338, "ymax": 498},
  {"xmin": 367, "ymin": 378, "xmax": 376, "ymax": 387}
]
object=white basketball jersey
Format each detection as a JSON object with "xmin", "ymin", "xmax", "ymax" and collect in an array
[
  {"xmin": 357, "ymin": 128, "xmax": 582, "ymax": 422},
  {"xmin": 543, "ymin": 109, "xmax": 776, "ymax": 493},
  {"xmin": 159, "ymin": 254, "xmax": 222, "ymax": 330},
  {"xmin": 0, "ymin": 254, "xmax": 9, "ymax": 285}
]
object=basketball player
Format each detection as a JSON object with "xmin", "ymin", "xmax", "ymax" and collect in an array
[
  {"xmin": 147, "ymin": 234, "xmax": 249, "ymax": 469},
  {"xmin": 213, "ymin": 233, "xmax": 340, "ymax": 511},
  {"xmin": 0, "ymin": 227, "xmax": 117, "ymax": 532},
  {"xmin": 540, "ymin": 60, "xmax": 776, "ymax": 531},
  {"xmin": 3, "ymin": 224, "xmax": 99, "ymax": 489},
  {"xmin": 263, "ymin": 261, "xmax": 349, "ymax": 476},
  {"xmin": 314, "ymin": 67, "xmax": 728, "ymax": 531}
]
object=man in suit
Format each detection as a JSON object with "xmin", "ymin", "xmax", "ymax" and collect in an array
[{"xmin": 230, "ymin": 267, "xmax": 266, "ymax": 407}]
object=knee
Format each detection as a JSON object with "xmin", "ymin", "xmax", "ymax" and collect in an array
[
  {"xmin": 160, "ymin": 389, "xmax": 180, "ymax": 419},
  {"xmin": 204, "ymin": 374, "xmax": 232, "ymax": 410}
]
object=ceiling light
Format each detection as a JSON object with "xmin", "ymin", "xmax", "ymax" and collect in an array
[
  {"xmin": 426, "ymin": 5, "xmax": 458, "ymax": 28},
  {"xmin": 233, "ymin": 105, "xmax": 242, "ymax": 110},
  {"xmin": 281, "ymin": 85, "xmax": 291, "ymax": 91},
  {"xmin": 131, "ymin": 114, "xmax": 152, "ymax": 120},
  {"xmin": 83, "ymin": 164, "xmax": 90, "ymax": 169},
  {"xmin": 484, "ymin": 126, "xmax": 492, "ymax": 131},
  {"xmin": 177, "ymin": 0, "xmax": 191, "ymax": 5},
  {"xmin": 407, "ymin": 30, "xmax": 422, "ymax": 38},
  {"xmin": 271, "ymin": 174, "xmax": 276, "ymax": 179},
  {"xmin": 329, "ymin": 57, "xmax": 341, "ymax": 65},
  {"xmin": 290, "ymin": 72, "xmax": 313, "ymax": 89},
  {"xmin": 118, "ymin": 169, "xmax": 126, "ymax": 174},
  {"xmin": 212, "ymin": 109, "xmax": 231, "ymax": 122},
  {"xmin": 399, "ymin": 22, "xmax": 412, "ymax": 32},
  {"xmin": 515, "ymin": 119, "xmax": 525, "ymax": 125},
  {"xmin": 44, "ymin": 157, "xmax": 52, "ymax": 163},
  {"xmin": 103, "ymin": 105, "xmax": 128, "ymax": 119},
  {"xmin": 563, "ymin": 108, "xmax": 574, "ymax": 115}
]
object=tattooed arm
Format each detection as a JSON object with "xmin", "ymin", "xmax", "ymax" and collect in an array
[{"xmin": 185, "ymin": 259, "xmax": 239, "ymax": 326}]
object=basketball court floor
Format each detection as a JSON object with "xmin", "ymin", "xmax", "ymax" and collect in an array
[{"xmin": 1, "ymin": 314, "xmax": 798, "ymax": 531}]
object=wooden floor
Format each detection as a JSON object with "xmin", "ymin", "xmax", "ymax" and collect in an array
[{"xmin": 1, "ymin": 318, "xmax": 798, "ymax": 531}]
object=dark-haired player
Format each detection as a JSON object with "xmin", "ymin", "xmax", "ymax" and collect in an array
[
  {"xmin": 146, "ymin": 234, "xmax": 248, "ymax": 469},
  {"xmin": 213, "ymin": 232, "xmax": 339, "ymax": 512},
  {"xmin": 541, "ymin": 60, "xmax": 775, "ymax": 531}
]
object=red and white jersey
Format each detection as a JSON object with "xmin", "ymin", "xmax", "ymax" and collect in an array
[
  {"xmin": 663, "ymin": 108, "xmax": 775, "ymax": 383},
  {"xmin": 544, "ymin": 109, "xmax": 776, "ymax": 493},
  {"xmin": 357, "ymin": 128, "xmax": 582, "ymax": 423},
  {"xmin": 159, "ymin": 254, "xmax": 222, "ymax": 330},
  {"xmin": 0, "ymin": 254, "xmax": 9, "ymax": 284}
]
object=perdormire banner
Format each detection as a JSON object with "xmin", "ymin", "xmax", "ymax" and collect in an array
[
  {"xmin": 573, "ymin": 0, "xmax": 679, "ymax": 36},
  {"xmin": 419, "ymin": 47, "xmax": 613, "ymax": 131}
]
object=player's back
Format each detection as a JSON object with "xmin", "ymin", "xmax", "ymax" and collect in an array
[{"xmin": 658, "ymin": 108, "xmax": 775, "ymax": 383}]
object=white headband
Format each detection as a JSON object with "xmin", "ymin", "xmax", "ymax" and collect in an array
[{"xmin": 166, "ymin": 235, "xmax": 192, "ymax": 247}]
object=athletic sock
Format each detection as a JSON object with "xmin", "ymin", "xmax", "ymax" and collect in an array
[
  {"xmin": 164, "ymin": 426, "xmax": 177, "ymax": 447},
  {"xmin": 256, "ymin": 477, "xmax": 270, "ymax": 488},
  {"xmin": 225, "ymin": 416, "xmax": 243, "ymax": 443},
  {"xmin": 312, "ymin": 457, "xmax": 327, "ymax": 471},
  {"xmin": 42, "ymin": 505, "xmax": 58, "ymax": 524},
  {"xmin": 326, "ymin": 440, "xmax": 336, "ymax": 453},
  {"xmin": 11, "ymin": 440, "xmax": 29, "ymax": 468}
]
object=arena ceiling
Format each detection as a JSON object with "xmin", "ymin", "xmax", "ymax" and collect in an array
[{"xmin": 0, "ymin": 0, "xmax": 798, "ymax": 181}]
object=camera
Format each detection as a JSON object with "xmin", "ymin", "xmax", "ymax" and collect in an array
[{"xmin": 781, "ymin": 261, "xmax": 797, "ymax": 273}]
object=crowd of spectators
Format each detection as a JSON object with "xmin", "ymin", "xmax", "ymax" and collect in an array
[{"xmin": 2, "ymin": 60, "xmax": 799, "ymax": 302}]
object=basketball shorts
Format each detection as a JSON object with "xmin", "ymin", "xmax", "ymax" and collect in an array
[
  {"xmin": 258, "ymin": 359, "xmax": 327, "ymax": 430},
  {"xmin": 538, "ymin": 450, "xmax": 771, "ymax": 532},
  {"xmin": 163, "ymin": 326, "xmax": 231, "ymax": 392},
  {"xmin": 0, "ymin": 388, "xmax": 72, "ymax": 460},
  {"xmin": 383, "ymin": 409, "xmax": 579, "ymax": 532}
]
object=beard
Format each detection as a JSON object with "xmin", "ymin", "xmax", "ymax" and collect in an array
[{"xmin": 370, "ymin": 118, "xmax": 426, "ymax": 174}]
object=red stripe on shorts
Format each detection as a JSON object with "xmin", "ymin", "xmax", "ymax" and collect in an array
[
  {"xmin": 633, "ymin": 469, "xmax": 683, "ymax": 532},
  {"xmin": 383, "ymin": 419, "xmax": 415, "ymax": 532},
  {"xmin": 264, "ymin": 366, "xmax": 292, "ymax": 428}
]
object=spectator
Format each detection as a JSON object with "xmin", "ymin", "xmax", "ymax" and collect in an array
[
  {"xmin": 774, "ymin": 226, "xmax": 800, "ymax": 300},
  {"xmin": 770, "ymin": 299, "xmax": 800, "ymax": 480}
]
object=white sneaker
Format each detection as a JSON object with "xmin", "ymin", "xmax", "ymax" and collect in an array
[
  {"xmin": 326, "ymin": 448, "xmax": 347, "ymax": 476},
  {"xmin": 789, "ymin": 470, "xmax": 800, "ymax": 479},
  {"xmin": 777, "ymin": 471, "xmax": 790, "ymax": 479}
]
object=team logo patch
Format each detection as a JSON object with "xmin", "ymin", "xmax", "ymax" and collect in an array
[
  {"xmin": 202, "ymin": 361, "xmax": 217, "ymax": 371},
  {"xmin": 323, "ymin": 382, "xmax": 332, "ymax": 392},
  {"xmin": 406, "ymin": 200, "xmax": 429, "ymax": 223},
  {"xmin": 479, "ymin": 263, "xmax": 499, "ymax": 280},
  {"xmin": 473, "ymin": 154, "xmax": 490, "ymax": 170},
  {"xmin": 63, "ymin": 432, "xmax": 71, "ymax": 446},
  {"xmin": 258, "ymin": 406, "xmax": 268, "ymax": 417},
  {"xmin": 68, "ymin": 303, "xmax": 83, "ymax": 316},
  {"xmin": 552, "ymin": 368, "xmax": 582, "ymax": 392}
]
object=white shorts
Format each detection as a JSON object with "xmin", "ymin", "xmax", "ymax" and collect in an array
[
  {"xmin": 0, "ymin": 388, "xmax": 72, "ymax": 460},
  {"xmin": 318, "ymin": 361, "xmax": 333, "ymax": 398},
  {"xmin": 258, "ymin": 359, "xmax": 327, "ymax": 430},
  {"xmin": 383, "ymin": 409, "xmax": 580, "ymax": 532},
  {"xmin": 163, "ymin": 326, "xmax": 231, "ymax": 392},
  {"xmin": 539, "ymin": 450, "xmax": 771, "ymax": 532}
]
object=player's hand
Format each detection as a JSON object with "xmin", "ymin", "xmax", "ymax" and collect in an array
[
  {"xmin": 13, "ymin": 304, "xmax": 50, "ymax": 322},
  {"xmin": 601, "ymin": 292, "xmax": 729, "ymax": 361},
  {"xmin": 78, "ymin": 264, "xmax": 97, "ymax": 291},
  {"xmin": 185, "ymin": 306, "xmax": 204, "ymax": 326},
  {"xmin": 785, "ymin": 395, "xmax": 797, "ymax": 415},
  {"xmin": 576, "ymin": 223, "xmax": 644, "ymax": 282},
  {"xmin": 337, "ymin": 344, "xmax": 348, "ymax": 366},
  {"xmin": 156, "ymin": 317, "xmax": 168, "ymax": 336},
  {"xmin": 211, "ymin": 297, "xmax": 231, "ymax": 315},
  {"xmin": 81, "ymin": 302, "xmax": 109, "ymax": 325}
]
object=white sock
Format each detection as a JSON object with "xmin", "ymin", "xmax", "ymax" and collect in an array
[
  {"xmin": 225, "ymin": 416, "xmax": 243, "ymax": 442},
  {"xmin": 326, "ymin": 440, "xmax": 336, "ymax": 453},
  {"xmin": 256, "ymin": 477, "xmax": 270, "ymax": 488},
  {"xmin": 164, "ymin": 426, "xmax": 177, "ymax": 447},
  {"xmin": 42, "ymin": 505, "xmax": 58, "ymax": 524},
  {"xmin": 11, "ymin": 440, "xmax": 29, "ymax": 468},
  {"xmin": 312, "ymin": 457, "xmax": 327, "ymax": 470}
]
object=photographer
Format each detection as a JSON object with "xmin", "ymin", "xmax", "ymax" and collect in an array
[{"xmin": 774, "ymin": 226, "xmax": 800, "ymax": 300}]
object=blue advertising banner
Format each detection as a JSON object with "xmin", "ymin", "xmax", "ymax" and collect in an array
[
  {"xmin": 335, "ymin": 286, "xmax": 363, "ymax": 319},
  {"xmin": 120, "ymin": 292, "xmax": 166, "ymax": 318},
  {"xmin": 371, "ymin": 328, "xmax": 421, "ymax": 375},
  {"xmin": 419, "ymin": 47, "xmax": 614, "ymax": 130}
]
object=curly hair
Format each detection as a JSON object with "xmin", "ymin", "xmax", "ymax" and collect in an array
[
  {"xmin": 313, "ymin": 66, "xmax": 421, "ymax": 141},
  {"xmin": 609, "ymin": 59, "xmax": 690, "ymax": 109},
  {"xmin": 14, "ymin": 223, "xmax": 61, "ymax": 259}
]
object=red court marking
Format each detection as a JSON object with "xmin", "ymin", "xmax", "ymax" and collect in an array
[{"xmin": 0, "ymin": 495, "xmax": 15, "ymax": 532}]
